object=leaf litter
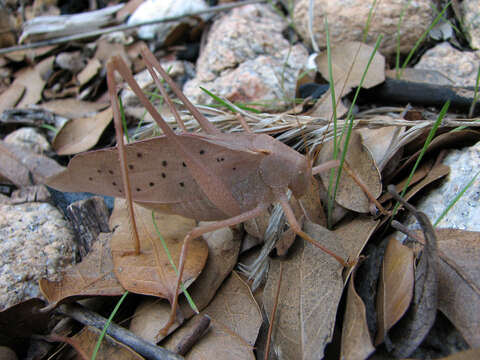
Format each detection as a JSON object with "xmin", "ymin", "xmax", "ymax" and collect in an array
[
  {"xmin": 1, "ymin": 4, "xmax": 479, "ymax": 359},
  {"xmin": 129, "ymin": 222, "xmax": 241, "ymax": 342}
]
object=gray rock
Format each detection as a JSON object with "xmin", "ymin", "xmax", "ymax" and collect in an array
[
  {"xmin": 183, "ymin": 4, "xmax": 308, "ymax": 111},
  {"xmin": 462, "ymin": 0, "xmax": 480, "ymax": 50},
  {"xmin": 293, "ymin": 0, "xmax": 433, "ymax": 57},
  {"xmin": 398, "ymin": 141, "xmax": 480, "ymax": 237},
  {"xmin": 4, "ymin": 127, "xmax": 50, "ymax": 154},
  {"xmin": 0, "ymin": 202, "xmax": 75, "ymax": 310},
  {"xmin": 415, "ymin": 42, "xmax": 480, "ymax": 87}
]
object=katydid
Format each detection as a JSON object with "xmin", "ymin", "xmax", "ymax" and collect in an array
[{"xmin": 48, "ymin": 45, "xmax": 375, "ymax": 334}]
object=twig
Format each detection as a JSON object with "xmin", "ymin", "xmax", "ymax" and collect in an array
[
  {"xmin": 174, "ymin": 314, "xmax": 211, "ymax": 355},
  {"xmin": 0, "ymin": 0, "xmax": 265, "ymax": 55},
  {"xmin": 57, "ymin": 302, "xmax": 183, "ymax": 360}
]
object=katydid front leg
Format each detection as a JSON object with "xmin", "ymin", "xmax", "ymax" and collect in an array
[{"xmin": 107, "ymin": 60, "xmax": 141, "ymax": 255}]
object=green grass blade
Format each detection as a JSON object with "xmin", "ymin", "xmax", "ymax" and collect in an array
[
  {"xmin": 391, "ymin": 100, "xmax": 450, "ymax": 217},
  {"xmin": 434, "ymin": 170, "xmax": 480, "ymax": 227},
  {"xmin": 397, "ymin": 1, "xmax": 451, "ymax": 79},
  {"xmin": 324, "ymin": 16, "xmax": 338, "ymax": 228},
  {"xmin": 468, "ymin": 63, "xmax": 480, "ymax": 118},
  {"xmin": 151, "ymin": 211, "xmax": 199, "ymax": 313},
  {"xmin": 40, "ymin": 123, "xmax": 58, "ymax": 134},
  {"xmin": 200, "ymin": 86, "xmax": 263, "ymax": 114},
  {"xmin": 363, "ymin": 0, "xmax": 378, "ymax": 43},
  {"xmin": 331, "ymin": 35, "xmax": 383, "ymax": 213},
  {"xmin": 91, "ymin": 291, "xmax": 129, "ymax": 360},
  {"xmin": 200, "ymin": 86, "xmax": 238, "ymax": 113}
]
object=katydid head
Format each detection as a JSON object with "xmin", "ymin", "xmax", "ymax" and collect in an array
[
  {"xmin": 288, "ymin": 155, "xmax": 312, "ymax": 198},
  {"xmin": 257, "ymin": 135, "xmax": 312, "ymax": 199}
]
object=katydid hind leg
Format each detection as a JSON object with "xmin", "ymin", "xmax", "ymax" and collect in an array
[
  {"xmin": 107, "ymin": 60, "xmax": 141, "ymax": 255},
  {"xmin": 142, "ymin": 53, "xmax": 187, "ymax": 132},
  {"xmin": 109, "ymin": 55, "xmax": 243, "ymax": 218},
  {"xmin": 159, "ymin": 204, "xmax": 268, "ymax": 336},
  {"xmin": 140, "ymin": 45, "xmax": 220, "ymax": 135},
  {"xmin": 277, "ymin": 193, "xmax": 347, "ymax": 267}
]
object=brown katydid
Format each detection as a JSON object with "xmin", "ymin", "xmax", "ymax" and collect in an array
[{"xmin": 47, "ymin": 45, "xmax": 377, "ymax": 334}]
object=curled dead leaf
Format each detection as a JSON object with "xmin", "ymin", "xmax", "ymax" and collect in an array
[
  {"xmin": 110, "ymin": 199, "xmax": 208, "ymax": 303},
  {"xmin": 312, "ymin": 41, "xmax": 385, "ymax": 119},
  {"xmin": 317, "ymin": 130, "xmax": 382, "ymax": 213},
  {"xmin": 263, "ymin": 222, "xmax": 345, "ymax": 360},
  {"xmin": 52, "ymin": 107, "xmax": 113, "ymax": 155},
  {"xmin": 129, "ymin": 223, "xmax": 241, "ymax": 342},
  {"xmin": 375, "ymin": 236, "xmax": 414, "ymax": 346},
  {"xmin": 162, "ymin": 272, "xmax": 262, "ymax": 359},
  {"xmin": 39, "ymin": 233, "xmax": 125, "ymax": 310},
  {"xmin": 341, "ymin": 268, "xmax": 375, "ymax": 360}
]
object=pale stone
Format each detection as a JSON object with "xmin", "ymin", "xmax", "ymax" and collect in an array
[
  {"xmin": 183, "ymin": 4, "xmax": 308, "ymax": 111},
  {"xmin": 4, "ymin": 127, "xmax": 50, "ymax": 154},
  {"xmin": 293, "ymin": 0, "xmax": 433, "ymax": 57},
  {"xmin": 415, "ymin": 42, "xmax": 480, "ymax": 87},
  {"xmin": 462, "ymin": 0, "xmax": 480, "ymax": 50},
  {"xmin": 397, "ymin": 141, "xmax": 480, "ymax": 238},
  {"xmin": 0, "ymin": 202, "xmax": 75, "ymax": 310}
]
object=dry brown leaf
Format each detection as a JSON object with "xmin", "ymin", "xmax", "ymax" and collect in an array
[
  {"xmin": 317, "ymin": 130, "xmax": 382, "ymax": 213},
  {"xmin": 389, "ymin": 211, "xmax": 438, "ymax": 358},
  {"xmin": 316, "ymin": 42, "xmax": 386, "ymax": 88},
  {"xmin": 335, "ymin": 215, "xmax": 379, "ymax": 283},
  {"xmin": 263, "ymin": 221, "xmax": 346, "ymax": 360},
  {"xmin": 77, "ymin": 58, "xmax": 102, "ymax": 86},
  {"xmin": 375, "ymin": 236, "xmax": 414, "ymax": 345},
  {"xmin": 417, "ymin": 348, "xmax": 480, "ymax": 360},
  {"xmin": 413, "ymin": 229, "xmax": 480, "ymax": 348},
  {"xmin": 40, "ymin": 98, "xmax": 109, "ymax": 118},
  {"xmin": 0, "ymin": 140, "xmax": 64, "ymax": 186},
  {"xmin": 312, "ymin": 41, "xmax": 385, "ymax": 118},
  {"xmin": 163, "ymin": 272, "xmax": 262, "ymax": 359},
  {"xmin": 402, "ymin": 163, "xmax": 450, "ymax": 203},
  {"xmin": 110, "ymin": 199, "xmax": 208, "ymax": 303},
  {"xmin": 129, "ymin": 223, "xmax": 240, "ymax": 342},
  {"xmin": 0, "ymin": 141, "xmax": 33, "ymax": 187},
  {"xmin": 379, "ymin": 159, "xmax": 434, "ymax": 204},
  {"xmin": 72, "ymin": 326, "xmax": 143, "ymax": 360},
  {"xmin": 95, "ymin": 37, "xmax": 130, "ymax": 67},
  {"xmin": 0, "ymin": 83, "xmax": 25, "ymax": 113},
  {"xmin": 393, "ymin": 129, "xmax": 480, "ymax": 180},
  {"xmin": 52, "ymin": 107, "xmax": 113, "ymax": 155},
  {"xmin": 39, "ymin": 233, "xmax": 125, "ymax": 310},
  {"xmin": 357, "ymin": 124, "xmax": 404, "ymax": 172},
  {"xmin": 14, "ymin": 56, "xmax": 54, "ymax": 108},
  {"xmin": 0, "ymin": 299, "xmax": 49, "ymax": 338},
  {"xmin": 341, "ymin": 268, "xmax": 375, "ymax": 360}
]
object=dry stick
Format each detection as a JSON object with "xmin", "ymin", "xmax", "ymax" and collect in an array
[
  {"xmin": 57, "ymin": 303, "xmax": 183, "ymax": 360},
  {"xmin": 0, "ymin": 0, "xmax": 265, "ymax": 55},
  {"xmin": 174, "ymin": 314, "xmax": 211, "ymax": 355},
  {"xmin": 264, "ymin": 261, "xmax": 283, "ymax": 360}
]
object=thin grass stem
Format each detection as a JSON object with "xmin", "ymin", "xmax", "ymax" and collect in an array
[{"xmin": 91, "ymin": 291, "xmax": 129, "ymax": 360}]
